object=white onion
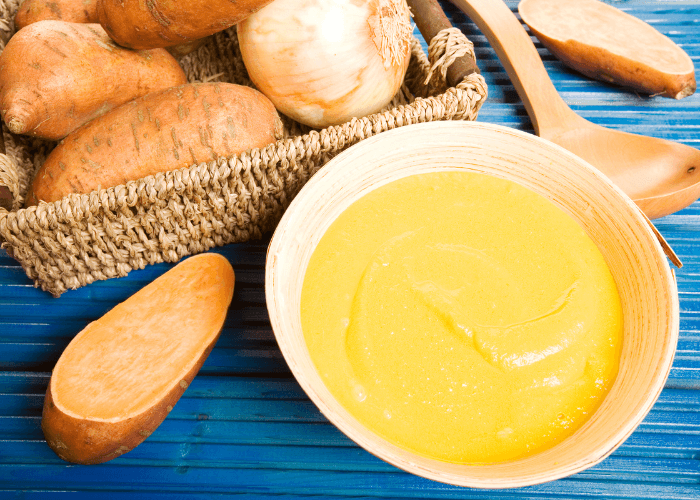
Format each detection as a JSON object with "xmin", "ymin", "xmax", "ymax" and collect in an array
[{"xmin": 237, "ymin": 0, "xmax": 412, "ymax": 129}]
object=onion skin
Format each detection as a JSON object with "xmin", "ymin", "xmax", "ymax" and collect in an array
[{"xmin": 237, "ymin": 0, "xmax": 412, "ymax": 129}]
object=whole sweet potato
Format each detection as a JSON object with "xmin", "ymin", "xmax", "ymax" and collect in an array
[
  {"xmin": 15, "ymin": 0, "xmax": 98, "ymax": 29},
  {"xmin": 0, "ymin": 21, "xmax": 187, "ymax": 140},
  {"xmin": 16, "ymin": 0, "xmax": 209, "ymax": 58},
  {"xmin": 96, "ymin": 0, "xmax": 274, "ymax": 49},
  {"xmin": 26, "ymin": 82, "xmax": 283, "ymax": 205},
  {"xmin": 42, "ymin": 253, "xmax": 235, "ymax": 464}
]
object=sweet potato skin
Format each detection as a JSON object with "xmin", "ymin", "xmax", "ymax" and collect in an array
[
  {"xmin": 519, "ymin": 0, "xmax": 696, "ymax": 99},
  {"xmin": 41, "ymin": 253, "xmax": 235, "ymax": 464},
  {"xmin": 96, "ymin": 0, "xmax": 275, "ymax": 50},
  {"xmin": 15, "ymin": 0, "xmax": 98, "ymax": 29},
  {"xmin": 26, "ymin": 82, "xmax": 283, "ymax": 206},
  {"xmin": 527, "ymin": 30, "xmax": 696, "ymax": 100},
  {"xmin": 0, "ymin": 21, "xmax": 187, "ymax": 140}
]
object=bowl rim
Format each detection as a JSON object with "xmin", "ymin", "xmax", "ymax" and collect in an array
[{"xmin": 264, "ymin": 120, "xmax": 679, "ymax": 488}]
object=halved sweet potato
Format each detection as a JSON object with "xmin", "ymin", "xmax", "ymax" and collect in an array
[
  {"xmin": 41, "ymin": 253, "xmax": 235, "ymax": 464},
  {"xmin": 518, "ymin": 0, "xmax": 696, "ymax": 99}
]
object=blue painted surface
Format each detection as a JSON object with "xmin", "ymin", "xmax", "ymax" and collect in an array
[{"xmin": 1, "ymin": 0, "xmax": 700, "ymax": 497}]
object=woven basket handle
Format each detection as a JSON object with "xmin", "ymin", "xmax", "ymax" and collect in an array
[
  {"xmin": 0, "ymin": 126, "xmax": 10, "ymax": 211},
  {"xmin": 408, "ymin": 0, "xmax": 480, "ymax": 87}
]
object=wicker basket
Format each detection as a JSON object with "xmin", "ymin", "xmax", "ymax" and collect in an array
[{"xmin": 0, "ymin": 0, "xmax": 487, "ymax": 297}]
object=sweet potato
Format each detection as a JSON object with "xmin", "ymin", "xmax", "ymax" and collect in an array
[
  {"xmin": 518, "ymin": 0, "xmax": 696, "ymax": 99},
  {"xmin": 15, "ymin": 0, "xmax": 207, "ymax": 58},
  {"xmin": 0, "ymin": 21, "xmax": 187, "ymax": 140},
  {"xmin": 26, "ymin": 82, "xmax": 283, "ymax": 205},
  {"xmin": 15, "ymin": 0, "xmax": 98, "ymax": 29},
  {"xmin": 42, "ymin": 253, "xmax": 235, "ymax": 464},
  {"xmin": 96, "ymin": 0, "xmax": 274, "ymax": 50}
]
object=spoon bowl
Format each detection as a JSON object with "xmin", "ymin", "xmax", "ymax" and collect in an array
[
  {"xmin": 546, "ymin": 113, "xmax": 700, "ymax": 219},
  {"xmin": 450, "ymin": 0, "xmax": 700, "ymax": 219}
]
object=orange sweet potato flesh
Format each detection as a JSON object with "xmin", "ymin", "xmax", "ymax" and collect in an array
[
  {"xmin": 15, "ymin": 0, "xmax": 98, "ymax": 29},
  {"xmin": 0, "ymin": 21, "xmax": 187, "ymax": 140},
  {"xmin": 42, "ymin": 253, "xmax": 235, "ymax": 464},
  {"xmin": 25, "ymin": 82, "xmax": 283, "ymax": 206},
  {"xmin": 96, "ymin": 0, "xmax": 275, "ymax": 50},
  {"xmin": 518, "ymin": 0, "xmax": 696, "ymax": 99}
]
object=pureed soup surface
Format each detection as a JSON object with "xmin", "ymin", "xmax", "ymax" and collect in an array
[{"xmin": 300, "ymin": 171, "xmax": 623, "ymax": 463}]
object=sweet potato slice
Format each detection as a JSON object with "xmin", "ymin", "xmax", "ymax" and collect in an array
[
  {"xmin": 41, "ymin": 253, "xmax": 235, "ymax": 464},
  {"xmin": 518, "ymin": 0, "xmax": 696, "ymax": 99}
]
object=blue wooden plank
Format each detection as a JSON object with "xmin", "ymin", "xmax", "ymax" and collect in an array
[
  {"xmin": 0, "ymin": 495, "xmax": 417, "ymax": 500},
  {"xmin": 0, "ymin": 393, "xmax": 325, "ymax": 422},
  {"xmin": 1, "ymin": 465, "xmax": 700, "ymax": 499},
  {"xmin": 0, "ymin": 325, "xmax": 276, "ymax": 345},
  {"xmin": 4, "ymin": 334, "xmax": 699, "ymax": 384},
  {"xmin": 3, "ymin": 400, "xmax": 692, "ymax": 442},
  {"xmin": 0, "ymin": 495, "xmax": 506, "ymax": 500},
  {"xmin": 0, "ymin": 369, "xmax": 695, "ymax": 408},
  {"xmin": 4, "ymin": 418, "xmax": 700, "ymax": 462},
  {"xmin": 0, "ymin": 417, "xmax": 353, "ymax": 447},
  {"xmin": 4, "ymin": 492, "xmax": 693, "ymax": 500},
  {"xmin": 0, "ymin": 344, "xmax": 288, "ymax": 374},
  {"xmin": 5, "ymin": 416, "xmax": 700, "ymax": 466},
  {"xmin": 0, "ymin": 373, "xmax": 306, "ymax": 399},
  {"xmin": 3, "ymin": 441, "xmax": 700, "ymax": 486}
]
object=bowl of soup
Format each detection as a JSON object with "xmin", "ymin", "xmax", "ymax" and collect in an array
[{"xmin": 264, "ymin": 121, "xmax": 678, "ymax": 488}]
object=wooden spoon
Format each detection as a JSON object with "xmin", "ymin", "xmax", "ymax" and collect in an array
[{"xmin": 449, "ymin": 0, "xmax": 700, "ymax": 219}]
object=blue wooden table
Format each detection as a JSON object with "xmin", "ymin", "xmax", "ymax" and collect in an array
[{"xmin": 1, "ymin": 1, "xmax": 699, "ymax": 497}]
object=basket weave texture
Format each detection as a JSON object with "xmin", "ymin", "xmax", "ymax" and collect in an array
[{"xmin": 0, "ymin": 0, "xmax": 487, "ymax": 297}]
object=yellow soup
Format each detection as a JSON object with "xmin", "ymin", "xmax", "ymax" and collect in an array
[{"xmin": 301, "ymin": 171, "xmax": 623, "ymax": 463}]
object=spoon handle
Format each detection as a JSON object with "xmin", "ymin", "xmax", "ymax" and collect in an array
[{"xmin": 449, "ymin": 0, "xmax": 574, "ymax": 135}]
